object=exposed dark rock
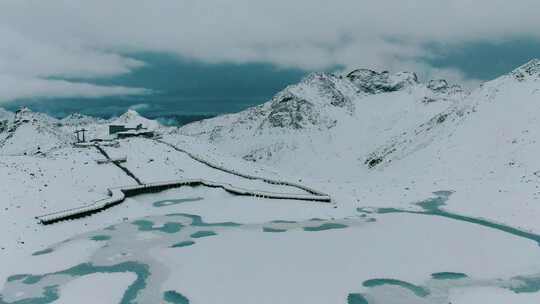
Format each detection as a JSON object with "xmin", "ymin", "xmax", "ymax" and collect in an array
[
  {"xmin": 512, "ymin": 59, "xmax": 540, "ymax": 81},
  {"xmin": 427, "ymin": 79, "xmax": 463, "ymax": 95},
  {"xmin": 303, "ymin": 73, "xmax": 350, "ymax": 108},
  {"xmin": 346, "ymin": 69, "xmax": 418, "ymax": 94},
  {"xmin": 265, "ymin": 93, "xmax": 318, "ymax": 129},
  {"xmin": 366, "ymin": 157, "xmax": 383, "ymax": 168},
  {"xmin": 428, "ymin": 79, "xmax": 449, "ymax": 91},
  {"xmin": 436, "ymin": 113, "xmax": 448, "ymax": 124}
]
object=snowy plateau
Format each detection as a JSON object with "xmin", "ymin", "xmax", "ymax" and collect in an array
[{"xmin": 2, "ymin": 59, "xmax": 540, "ymax": 303}]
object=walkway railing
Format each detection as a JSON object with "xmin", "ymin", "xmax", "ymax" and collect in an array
[
  {"xmin": 36, "ymin": 178, "xmax": 331, "ymax": 225},
  {"xmin": 155, "ymin": 139, "xmax": 329, "ymax": 196},
  {"xmin": 36, "ymin": 138, "xmax": 332, "ymax": 225}
]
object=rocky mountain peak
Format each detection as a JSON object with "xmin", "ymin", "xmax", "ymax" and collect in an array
[
  {"xmin": 300, "ymin": 73, "xmax": 353, "ymax": 109},
  {"xmin": 511, "ymin": 59, "xmax": 540, "ymax": 81},
  {"xmin": 61, "ymin": 113, "xmax": 103, "ymax": 126},
  {"xmin": 427, "ymin": 79, "xmax": 463, "ymax": 95},
  {"xmin": 120, "ymin": 109, "xmax": 142, "ymax": 119},
  {"xmin": 64, "ymin": 113, "xmax": 86, "ymax": 120},
  {"xmin": 113, "ymin": 109, "xmax": 161, "ymax": 130},
  {"xmin": 264, "ymin": 93, "xmax": 320, "ymax": 130},
  {"xmin": 0, "ymin": 109, "xmax": 12, "ymax": 133},
  {"xmin": 13, "ymin": 107, "xmax": 58, "ymax": 126},
  {"xmin": 346, "ymin": 69, "xmax": 418, "ymax": 94},
  {"xmin": 14, "ymin": 106, "xmax": 32, "ymax": 117},
  {"xmin": 427, "ymin": 79, "xmax": 449, "ymax": 91},
  {"xmin": 259, "ymin": 72, "xmax": 356, "ymax": 130}
]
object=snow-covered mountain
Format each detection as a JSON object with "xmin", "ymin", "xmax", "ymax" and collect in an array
[
  {"xmin": 179, "ymin": 66, "xmax": 467, "ymax": 178},
  {"xmin": 0, "ymin": 107, "xmax": 73, "ymax": 155},
  {"xmin": 60, "ymin": 113, "xmax": 104, "ymax": 126},
  {"xmin": 0, "ymin": 108, "xmax": 164, "ymax": 156},
  {"xmin": 179, "ymin": 60, "xmax": 540, "ymax": 180},
  {"xmin": 0, "ymin": 108, "xmax": 14, "ymax": 135},
  {"xmin": 110, "ymin": 109, "xmax": 161, "ymax": 130},
  {"xmin": 367, "ymin": 58, "xmax": 540, "ymax": 170}
]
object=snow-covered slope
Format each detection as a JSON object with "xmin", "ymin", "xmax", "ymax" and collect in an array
[
  {"xmin": 179, "ymin": 69, "xmax": 466, "ymax": 178},
  {"xmin": 0, "ymin": 108, "xmax": 14, "ymax": 137},
  {"xmin": 0, "ymin": 108, "xmax": 73, "ymax": 155},
  {"xmin": 0, "ymin": 108, "xmax": 165, "ymax": 156},
  {"xmin": 60, "ymin": 113, "xmax": 105, "ymax": 126},
  {"xmin": 370, "ymin": 59, "xmax": 540, "ymax": 228},
  {"xmin": 110, "ymin": 109, "xmax": 160, "ymax": 130},
  {"xmin": 367, "ymin": 59, "xmax": 540, "ymax": 169}
]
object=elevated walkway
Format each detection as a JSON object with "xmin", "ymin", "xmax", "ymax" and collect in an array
[
  {"xmin": 36, "ymin": 139, "xmax": 332, "ymax": 225},
  {"xmin": 36, "ymin": 179, "xmax": 331, "ymax": 225}
]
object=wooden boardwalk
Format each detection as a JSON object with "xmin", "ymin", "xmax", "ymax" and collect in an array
[
  {"xmin": 36, "ymin": 139, "xmax": 331, "ymax": 225},
  {"xmin": 36, "ymin": 179, "xmax": 331, "ymax": 225},
  {"xmin": 155, "ymin": 139, "xmax": 329, "ymax": 197}
]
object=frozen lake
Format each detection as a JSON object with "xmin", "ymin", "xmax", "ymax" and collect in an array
[{"xmin": 2, "ymin": 190, "xmax": 540, "ymax": 304}]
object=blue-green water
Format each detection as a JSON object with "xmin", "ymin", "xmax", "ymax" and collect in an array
[
  {"xmin": 5, "ymin": 200, "xmax": 540, "ymax": 304},
  {"xmin": 31, "ymin": 248, "xmax": 53, "ymax": 256},
  {"xmin": 132, "ymin": 220, "xmax": 184, "ymax": 234},
  {"xmin": 3, "ymin": 262, "xmax": 150, "ymax": 304},
  {"xmin": 510, "ymin": 276, "xmax": 540, "ymax": 293},
  {"xmin": 348, "ymin": 191, "xmax": 540, "ymax": 303},
  {"xmin": 347, "ymin": 293, "xmax": 369, "ymax": 304},
  {"xmin": 90, "ymin": 235, "xmax": 112, "ymax": 241},
  {"xmin": 22, "ymin": 276, "xmax": 42, "ymax": 285},
  {"xmin": 166, "ymin": 213, "xmax": 242, "ymax": 228},
  {"xmin": 6, "ymin": 275, "xmax": 29, "ymax": 283},
  {"xmin": 263, "ymin": 227, "xmax": 288, "ymax": 233},
  {"xmin": 271, "ymin": 220, "xmax": 297, "ymax": 224},
  {"xmin": 353, "ymin": 272, "xmax": 540, "ymax": 303},
  {"xmin": 359, "ymin": 191, "xmax": 540, "ymax": 246},
  {"xmin": 190, "ymin": 231, "xmax": 217, "ymax": 238},
  {"xmin": 163, "ymin": 290, "xmax": 190, "ymax": 304},
  {"xmin": 2, "ymin": 213, "xmax": 244, "ymax": 303},
  {"xmin": 303, "ymin": 223, "xmax": 348, "ymax": 232},
  {"xmin": 153, "ymin": 197, "xmax": 203, "ymax": 208},
  {"xmin": 362, "ymin": 278, "xmax": 430, "ymax": 297},
  {"xmin": 1, "ymin": 213, "xmax": 363, "ymax": 303},
  {"xmin": 431, "ymin": 272, "xmax": 468, "ymax": 280},
  {"xmin": 170, "ymin": 241, "xmax": 196, "ymax": 248},
  {"xmin": 0, "ymin": 285, "xmax": 60, "ymax": 304},
  {"xmin": 415, "ymin": 191, "xmax": 452, "ymax": 211}
]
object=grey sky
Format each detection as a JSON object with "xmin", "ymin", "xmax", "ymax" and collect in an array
[{"xmin": 0, "ymin": 0, "xmax": 539, "ymax": 102}]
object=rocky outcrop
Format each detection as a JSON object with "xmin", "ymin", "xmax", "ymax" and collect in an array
[
  {"xmin": 60, "ymin": 113, "xmax": 104, "ymax": 126},
  {"xmin": 422, "ymin": 79, "xmax": 464, "ymax": 103},
  {"xmin": 264, "ymin": 94, "xmax": 319, "ymax": 129},
  {"xmin": 511, "ymin": 59, "xmax": 540, "ymax": 81},
  {"xmin": 258, "ymin": 72, "xmax": 356, "ymax": 130},
  {"xmin": 346, "ymin": 69, "xmax": 418, "ymax": 94}
]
